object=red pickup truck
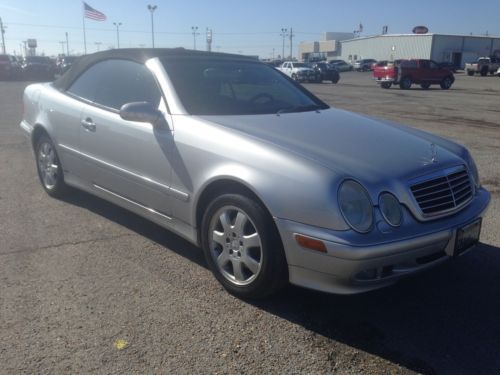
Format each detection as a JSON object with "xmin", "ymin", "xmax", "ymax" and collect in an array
[{"xmin": 373, "ymin": 59, "xmax": 455, "ymax": 90}]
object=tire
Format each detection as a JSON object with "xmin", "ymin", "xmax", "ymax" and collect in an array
[
  {"xmin": 440, "ymin": 76, "xmax": 453, "ymax": 90},
  {"xmin": 291, "ymin": 73, "xmax": 298, "ymax": 81},
  {"xmin": 35, "ymin": 134, "xmax": 67, "ymax": 197},
  {"xmin": 467, "ymin": 70, "xmax": 474, "ymax": 76},
  {"xmin": 420, "ymin": 83, "xmax": 431, "ymax": 90},
  {"xmin": 381, "ymin": 82, "xmax": 392, "ymax": 89},
  {"xmin": 480, "ymin": 67, "xmax": 488, "ymax": 76},
  {"xmin": 201, "ymin": 194, "xmax": 288, "ymax": 299},
  {"xmin": 399, "ymin": 76, "xmax": 412, "ymax": 90}
]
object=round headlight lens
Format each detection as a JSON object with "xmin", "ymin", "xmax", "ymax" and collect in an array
[
  {"xmin": 338, "ymin": 180, "xmax": 374, "ymax": 233},
  {"xmin": 379, "ymin": 193, "xmax": 402, "ymax": 227}
]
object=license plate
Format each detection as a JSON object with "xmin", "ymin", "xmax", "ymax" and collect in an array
[{"xmin": 454, "ymin": 219, "xmax": 481, "ymax": 256}]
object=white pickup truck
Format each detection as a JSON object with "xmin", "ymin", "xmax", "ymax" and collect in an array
[
  {"xmin": 277, "ymin": 61, "xmax": 316, "ymax": 82},
  {"xmin": 465, "ymin": 56, "xmax": 500, "ymax": 76}
]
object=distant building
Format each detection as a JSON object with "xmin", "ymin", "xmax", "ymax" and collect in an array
[
  {"xmin": 298, "ymin": 32, "xmax": 354, "ymax": 62},
  {"xmin": 340, "ymin": 33, "xmax": 500, "ymax": 68}
]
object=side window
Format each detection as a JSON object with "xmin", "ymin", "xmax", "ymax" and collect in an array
[
  {"xmin": 429, "ymin": 61, "xmax": 438, "ymax": 69},
  {"xmin": 93, "ymin": 60, "xmax": 162, "ymax": 111},
  {"xmin": 67, "ymin": 61, "xmax": 108, "ymax": 101}
]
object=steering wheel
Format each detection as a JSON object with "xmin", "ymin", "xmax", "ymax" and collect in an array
[{"xmin": 249, "ymin": 93, "xmax": 275, "ymax": 105}]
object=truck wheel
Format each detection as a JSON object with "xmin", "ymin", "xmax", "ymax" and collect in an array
[
  {"xmin": 467, "ymin": 70, "xmax": 474, "ymax": 76},
  {"xmin": 399, "ymin": 77, "xmax": 412, "ymax": 90},
  {"xmin": 440, "ymin": 76, "xmax": 453, "ymax": 90},
  {"xmin": 480, "ymin": 67, "xmax": 488, "ymax": 76},
  {"xmin": 381, "ymin": 82, "xmax": 392, "ymax": 89},
  {"xmin": 291, "ymin": 73, "xmax": 298, "ymax": 81},
  {"xmin": 420, "ymin": 83, "xmax": 431, "ymax": 90}
]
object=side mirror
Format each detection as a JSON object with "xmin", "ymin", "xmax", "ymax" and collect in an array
[{"xmin": 119, "ymin": 102, "xmax": 162, "ymax": 126}]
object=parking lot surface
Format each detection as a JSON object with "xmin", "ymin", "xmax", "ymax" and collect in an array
[{"xmin": 1, "ymin": 72, "xmax": 499, "ymax": 374}]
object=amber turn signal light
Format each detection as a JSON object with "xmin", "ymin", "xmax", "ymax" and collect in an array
[{"xmin": 295, "ymin": 234, "xmax": 327, "ymax": 253}]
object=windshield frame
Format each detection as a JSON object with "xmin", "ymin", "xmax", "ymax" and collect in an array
[{"xmin": 160, "ymin": 56, "xmax": 329, "ymax": 116}]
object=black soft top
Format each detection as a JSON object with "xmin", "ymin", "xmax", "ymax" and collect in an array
[{"xmin": 53, "ymin": 48, "xmax": 256, "ymax": 90}]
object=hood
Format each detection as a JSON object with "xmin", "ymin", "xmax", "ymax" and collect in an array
[{"xmin": 201, "ymin": 108, "xmax": 466, "ymax": 186}]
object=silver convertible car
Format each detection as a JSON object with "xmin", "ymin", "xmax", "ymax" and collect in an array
[{"xmin": 20, "ymin": 49, "xmax": 490, "ymax": 298}]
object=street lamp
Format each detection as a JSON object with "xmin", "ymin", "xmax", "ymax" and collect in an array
[
  {"xmin": 113, "ymin": 22, "xmax": 122, "ymax": 48},
  {"xmin": 280, "ymin": 28, "xmax": 288, "ymax": 60},
  {"xmin": 147, "ymin": 4, "xmax": 157, "ymax": 48},
  {"xmin": 191, "ymin": 26, "xmax": 199, "ymax": 50}
]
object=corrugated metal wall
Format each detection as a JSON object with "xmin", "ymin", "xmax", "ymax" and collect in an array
[{"xmin": 340, "ymin": 35, "xmax": 433, "ymax": 62}]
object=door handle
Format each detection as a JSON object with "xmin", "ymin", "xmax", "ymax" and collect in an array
[{"xmin": 81, "ymin": 118, "xmax": 96, "ymax": 132}]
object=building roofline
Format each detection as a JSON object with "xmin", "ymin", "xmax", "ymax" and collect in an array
[{"xmin": 341, "ymin": 33, "xmax": 500, "ymax": 43}]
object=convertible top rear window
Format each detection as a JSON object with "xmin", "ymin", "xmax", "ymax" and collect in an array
[{"xmin": 161, "ymin": 58, "xmax": 328, "ymax": 115}]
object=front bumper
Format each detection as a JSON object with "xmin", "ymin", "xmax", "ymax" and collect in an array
[{"xmin": 275, "ymin": 188, "xmax": 490, "ymax": 294}]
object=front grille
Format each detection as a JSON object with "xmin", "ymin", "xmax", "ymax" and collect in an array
[{"xmin": 410, "ymin": 167, "xmax": 473, "ymax": 216}]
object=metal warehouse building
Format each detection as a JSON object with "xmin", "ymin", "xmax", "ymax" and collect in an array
[{"xmin": 340, "ymin": 34, "xmax": 500, "ymax": 68}]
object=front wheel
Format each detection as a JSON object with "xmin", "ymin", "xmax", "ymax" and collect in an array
[
  {"xmin": 440, "ymin": 76, "xmax": 453, "ymax": 90},
  {"xmin": 399, "ymin": 77, "xmax": 412, "ymax": 90},
  {"xmin": 381, "ymin": 82, "xmax": 392, "ymax": 89},
  {"xmin": 201, "ymin": 194, "xmax": 288, "ymax": 299},
  {"xmin": 467, "ymin": 70, "xmax": 474, "ymax": 76},
  {"xmin": 35, "ymin": 135, "xmax": 67, "ymax": 197},
  {"xmin": 291, "ymin": 73, "xmax": 298, "ymax": 81}
]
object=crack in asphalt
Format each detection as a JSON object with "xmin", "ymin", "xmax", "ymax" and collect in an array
[{"xmin": 0, "ymin": 233, "xmax": 136, "ymax": 256}]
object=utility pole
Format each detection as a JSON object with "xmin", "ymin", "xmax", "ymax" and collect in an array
[
  {"xmin": 147, "ymin": 4, "xmax": 157, "ymax": 48},
  {"xmin": 191, "ymin": 26, "xmax": 199, "ymax": 50},
  {"xmin": 65, "ymin": 32, "xmax": 69, "ymax": 55},
  {"xmin": 280, "ymin": 28, "xmax": 287, "ymax": 60},
  {"xmin": 59, "ymin": 41, "xmax": 66, "ymax": 55},
  {"xmin": 289, "ymin": 27, "xmax": 294, "ymax": 60},
  {"xmin": 113, "ymin": 22, "xmax": 122, "ymax": 48},
  {"xmin": 0, "ymin": 17, "xmax": 6, "ymax": 54}
]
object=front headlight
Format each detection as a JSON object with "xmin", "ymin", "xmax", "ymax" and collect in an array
[
  {"xmin": 467, "ymin": 154, "xmax": 480, "ymax": 188},
  {"xmin": 379, "ymin": 193, "xmax": 402, "ymax": 227},
  {"xmin": 338, "ymin": 180, "xmax": 374, "ymax": 233}
]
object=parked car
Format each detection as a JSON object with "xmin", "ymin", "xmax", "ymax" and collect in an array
[
  {"xmin": 308, "ymin": 62, "xmax": 340, "ymax": 83},
  {"xmin": 20, "ymin": 49, "xmax": 490, "ymax": 298},
  {"xmin": 0, "ymin": 54, "xmax": 22, "ymax": 80},
  {"xmin": 56, "ymin": 56, "xmax": 78, "ymax": 76},
  {"xmin": 497, "ymin": 67, "xmax": 500, "ymax": 77},
  {"xmin": 373, "ymin": 59, "xmax": 455, "ymax": 90},
  {"xmin": 353, "ymin": 59, "xmax": 377, "ymax": 71},
  {"xmin": 277, "ymin": 61, "xmax": 316, "ymax": 82},
  {"xmin": 329, "ymin": 60, "xmax": 353, "ymax": 72},
  {"xmin": 465, "ymin": 56, "xmax": 500, "ymax": 76},
  {"xmin": 21, "ymin": 56, "xmax": 56, "ymax": 80}
]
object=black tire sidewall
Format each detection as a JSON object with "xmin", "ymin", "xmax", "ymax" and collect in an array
[{"xmin": 201, "ymin": 194, "xmax": 287, "ymax": 299}]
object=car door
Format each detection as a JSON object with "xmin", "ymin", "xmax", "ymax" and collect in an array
[{"xmin": 77, "ymin": 59, "xmax": 175, "ymax": 219}]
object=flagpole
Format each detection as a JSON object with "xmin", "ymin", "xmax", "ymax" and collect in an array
[{"xmin": 82, "ymin": 2, "xmax": 87, "ymax": 54}]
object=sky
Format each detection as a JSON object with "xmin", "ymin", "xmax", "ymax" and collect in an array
[{"xmin": 1, "ymin": 0, "xmax": 500, "ymax": 57}]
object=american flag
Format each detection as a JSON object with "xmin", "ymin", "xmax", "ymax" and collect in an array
[{"xmin": 84, "ymin": 2, "xmax": 107, "ymax": 21}]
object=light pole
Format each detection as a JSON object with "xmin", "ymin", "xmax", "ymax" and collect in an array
[
  {"xmin": 280, "ymin": 28, "xmax": 287, "ymax": 60},
  {"xmin": 0, "ymin": 17, "xmax": 6, "ymax": 54},
  {"xmin": 65, "ymin": 32, "xmax": 69, "ymax": 55},
  {"xmin": 191, "ymin": 26, "xmax": 199, "ymax": 50},
  {"xmin": 59, "ymin": 41, "xmax": 66, "ymax": 55},
  {"xmin": 113, "ymin": 22, "xmax": 122, "ymax": 48},
  {"xmin": 147, "ymin": 4, "xmax": 157, "ymax": 48}
]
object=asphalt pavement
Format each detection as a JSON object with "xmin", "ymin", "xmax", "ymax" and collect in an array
[{"xmin": 1, "ymin": 72, "xmax": 499, "ymax": 374}]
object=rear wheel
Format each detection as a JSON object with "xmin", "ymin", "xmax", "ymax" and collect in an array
[
  {"xmin": 201, "ymin": 194, "xmax": 288, "ymax": 299},
  {"xmin": 399, "ymin": 77, "xmax": 412, "ymax": 90},
  {"xmin": 440, "ymin": 76, "xmax": 453, "ymax": 90},
  {"xmin": 467, "ymin": 70, "xmax": 474, "ymax": 76},
  {"xmin": 381, "ymin": 82, "xmax": 392, "ymax": 89},
  {"xmin": 480, "ymin": 67, "xmax": 488, "ymax": 76},
  {"xmin": 35, "ymin": 135, "xmax": 67, "ymax": 197},
  {"xmin": 420, "ymin": 83, "xmax": 431, "ymax": 90}
]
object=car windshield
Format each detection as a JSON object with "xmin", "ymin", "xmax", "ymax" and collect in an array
[{"xmin": 161, "ymin": 58, "xmax": 328, "ymax": 115}]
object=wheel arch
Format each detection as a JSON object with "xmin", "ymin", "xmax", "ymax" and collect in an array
[{"xmin": 31, "ymin": 124, "xmax": 51, "ymax": 150}]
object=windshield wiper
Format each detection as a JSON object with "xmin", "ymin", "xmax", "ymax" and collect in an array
[{"xmin": 276, "ymin": 104, "xmax": 324, "ymax": 115}]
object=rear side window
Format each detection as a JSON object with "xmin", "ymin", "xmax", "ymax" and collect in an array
[
  {"xmin": 66, "ymin": 59, "xmax": 162, "ymax": 110},
  {"xmin": 67, "ymin": 61, "xmax": 108, "ymax": 102}
]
